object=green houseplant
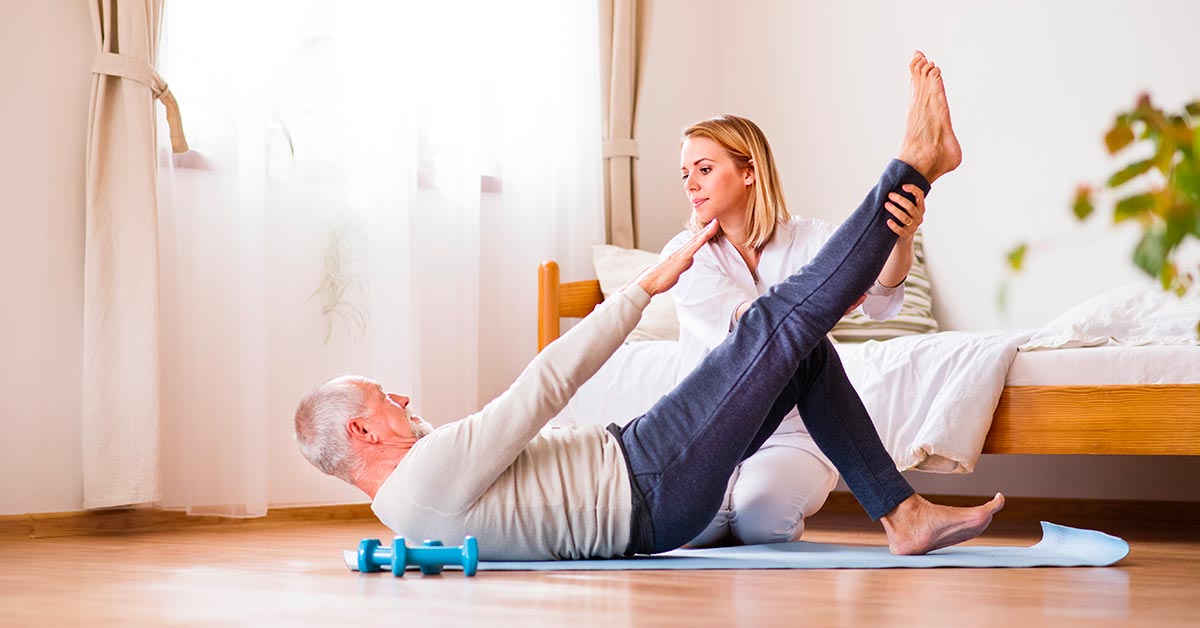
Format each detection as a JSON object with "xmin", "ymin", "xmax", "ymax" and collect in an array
[{"xmin": 1008, "ymin": 94, "xmax": 1200, "ymax": 333}]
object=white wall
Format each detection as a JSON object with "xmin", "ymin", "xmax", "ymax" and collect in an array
[
  {"xmin": 0, "ymin": 1, "xmax": 92, "ymax": 514},
  {"xmin": 636, "ymin": 0, "xmax": 1200, "ymax": 500},
  {"xmin": 632, "ymin": 0, "xmax": 723, "ymax": 249},
  {"xmin": 638, "ymin": 1, "xmax": 1200, "ymax": 321},
  {"xmin": 713, "ymin": 0, "xmax": 1200, "ymax": 331}
]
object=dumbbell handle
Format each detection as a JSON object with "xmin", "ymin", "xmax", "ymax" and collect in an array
[
  {"xmin": 356, "ymin": 536, "xmax": 478, "ymax": 577},
  {"xmin": 406, "ymin": 537, "xmax": 478, "ymax": 577},
  {"xmin": 409, "ymin": 546, "xmax": 464, "ymax": 563},
  {"xmin": 357, "ymin": 538, "xmax": 401, "ymax": 574}
]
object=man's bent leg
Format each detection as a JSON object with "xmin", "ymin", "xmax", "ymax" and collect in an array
[
  {"xmin": 617, "ymin": 160, "xmax": 929, "ymax": 553},
  {"xmin": 735, "ymin": 338, "xmax": 914, "ymax": 521},
  {"xmin": 792, "ymin": 339, "xmax": 914, "ymax": 520}
]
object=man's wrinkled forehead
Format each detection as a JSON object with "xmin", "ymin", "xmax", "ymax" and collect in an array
[{"xmin": 345, "ymin": 376, "xmax": 384, "ymax": 399}]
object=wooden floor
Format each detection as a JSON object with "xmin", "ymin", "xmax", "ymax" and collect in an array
[{"xmin": 2, "ymin": 502, "xmax": 1197, "ymax": 627}]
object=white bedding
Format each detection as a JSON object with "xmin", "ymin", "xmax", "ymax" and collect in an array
[
  {"xmin": 547, "ymin": 262, "xmax": 1199, "ymax": 480},
  {"xmin": 832, "ymin": 331, "xmax": 1030, "ymax": 474},
  {"xmin": 1007, "ymin": 344, "xmax": 1200, "ymax": 386},
  {"xmin": 547, "ymin": 340, "xmax": 682, "ymax": 430},
  {"xmin": 548, "ymin": 330, "xmax": 1032, "ymax": 476},
  {"xmin": 1018, "ymin": 281, "xmax": 1200, "ymax": 351},
  {"xmin": 547, "ymin": 286, "xmax": 1198, "ymax": 477}
]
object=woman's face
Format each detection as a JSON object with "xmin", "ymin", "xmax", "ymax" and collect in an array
[{"xmin": 680, "ymin": 135, "xmax": 754, "ymax": 226}]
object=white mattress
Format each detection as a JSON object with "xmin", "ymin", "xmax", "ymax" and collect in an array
[{"xmin": 1006, "ymin": 345, "xmax": 1200, "ymax": 386}]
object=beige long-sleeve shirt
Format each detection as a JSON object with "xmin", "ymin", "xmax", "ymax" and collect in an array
[{"xmin": 371, "ymin": 284, "xmax": 651, "ymax": 560}]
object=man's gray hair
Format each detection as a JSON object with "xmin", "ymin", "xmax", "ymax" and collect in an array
[{"xmin": 294, "ymin": 375, "xmax": 369, "ymax": 484}]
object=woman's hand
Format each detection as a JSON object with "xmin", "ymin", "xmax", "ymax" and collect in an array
[
  {"xmin": 885, "ymin": 183, "xmax": 925, "ymax": 241},
  {"xmin": 636, "ymin": 219, "xmax": 720, "ymax": 296},
  {"xmin": 845, "ymin": 293, "xmax": 867, "ymax": 316}
]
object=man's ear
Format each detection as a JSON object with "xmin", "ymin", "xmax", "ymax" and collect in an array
[{"xmin": 347, "ymin": 417, "xmax": 377, "ymax": 444}]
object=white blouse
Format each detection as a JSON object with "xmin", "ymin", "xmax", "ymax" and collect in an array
[{"xmin": 661, "ymin": 216, "xmax": 904, "ymax": 437}]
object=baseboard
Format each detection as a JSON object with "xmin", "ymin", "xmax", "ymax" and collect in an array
[
  {"xmin": 9, "ymin": 494, "xmax": 1197, "ymax": 541},
  {"xmin": 819, "ymin": 491, "xmax": 1200, "ymax": 533},
  {"xmin": 0, "ymin": 503, "xmax": 376, "ymax": 540}
]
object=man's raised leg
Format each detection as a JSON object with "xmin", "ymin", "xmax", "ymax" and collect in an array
[
  {"xmin": 619, "ymin": 159, "xmax": 932, "ymax": 554},
  {"xmin": 616, "ymin": 51, "xmax": 1001, "ymax": 556}
]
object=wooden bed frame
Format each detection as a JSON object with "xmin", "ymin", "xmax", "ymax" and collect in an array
[{"xmin": 537, "ymin": 261, "xmax": 1200, "ymax": 455}]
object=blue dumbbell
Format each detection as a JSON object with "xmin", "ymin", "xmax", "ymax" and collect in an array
[{"xmin": 356, "ymin": 536, "xmax": 479, "ymax": 577}]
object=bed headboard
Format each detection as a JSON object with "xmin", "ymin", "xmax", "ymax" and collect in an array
[{"xmin": 537, "ymin": 261, "xmax": 603, "ymax": 352}]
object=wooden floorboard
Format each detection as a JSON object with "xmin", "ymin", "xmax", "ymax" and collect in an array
[{"xmin": 1, "ymin": 503, "xmax": 1197, "ymax": 626}]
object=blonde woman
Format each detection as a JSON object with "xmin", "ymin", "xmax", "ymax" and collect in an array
[{"xmin": 663, "ymin": 107, "xmax": 927, "ymax": 545}]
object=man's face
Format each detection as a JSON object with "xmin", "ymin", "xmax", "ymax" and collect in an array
[{"xmin": 361, "ymin": 381, "xmax": 433, "ymax": 443}]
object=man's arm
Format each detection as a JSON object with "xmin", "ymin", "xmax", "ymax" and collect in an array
[{"xmin": 400, "ymin": 221, "xmax": 721, "ymax": 509}]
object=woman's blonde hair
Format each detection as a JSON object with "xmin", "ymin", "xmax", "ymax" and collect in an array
[{"xmin": 683, "ymin": 115, "xmax": 789, "ymax": 250}]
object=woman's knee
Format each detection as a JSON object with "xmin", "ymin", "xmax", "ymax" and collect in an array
[
  {"xmin": 728, "ymin": 451, "xmax": 838, "ymax": 544},
  {"xmin": 729, "ymin": 490, "xmax": 808, "ymax": 544}
]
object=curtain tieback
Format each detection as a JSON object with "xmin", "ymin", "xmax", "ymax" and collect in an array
[
  {"xmin": 602, "ymin": 138, "xmax": 638, "ymax": 159},
  {"xmin": 91, "ymin": 51, "xmax": 189, "ymax": 154}
]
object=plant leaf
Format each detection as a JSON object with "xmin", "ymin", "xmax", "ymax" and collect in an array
[
  {"xmin": 1132, "ymin": 227, "xmax": 1166, "ymax": 277},
  {"xmin": 1104, "ymin": 119, "xmax": 1135, "ymax": 154},
  {"xmin": 1113, "ymin": 193, "xmax": 1156, "ymax": 222},
  {"xmin": 1106, "ymin": 159, "xmax": 1154, "ymax": 188},
  {"xmin": 1169, "ymin": 116, "xmax": 1194, "ymax": 146},
  {"xmin": 1175, "ymin": 158, "xmax": 1200, "ymax": 204},
  {"xmin": 1163, "ymin": 206, "xmax": 1193, "ymax": 248},
  {"xmin": 1153, "ymin": 133, "xmax": 1177, "ymax": 174},
  {"xmin": 1144, "ymin": 105, "xmax": 1171, "ymax": 135},
  {"xmin": 1072, "ymin": 186, "xmax": 1094, "ymax": 220},
  {"xmin": 1159, "ymin": 262, "xmax": 1177, "ymax": 291},
  {"xmin": 1006, "ymin": 243, "xmax": 1028, "ymax": 271}
]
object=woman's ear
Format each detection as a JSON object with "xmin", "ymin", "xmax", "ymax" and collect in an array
[{"xmin": 744, "ymin": 159, "xmax": 756, "ymax": 186}]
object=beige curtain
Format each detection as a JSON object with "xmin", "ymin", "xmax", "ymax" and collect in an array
[
  {"xmin": 599, "ymin": 0, "xmax": 651, "ymax": 249},
  {"xmin": 83, "ymin": 0, "xmax": 186, "ymax": 509}
]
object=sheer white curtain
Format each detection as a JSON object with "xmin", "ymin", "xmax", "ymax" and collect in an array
[{"xmin": 156, "ymin": 1, "xmax": 602, "ymax": 516}]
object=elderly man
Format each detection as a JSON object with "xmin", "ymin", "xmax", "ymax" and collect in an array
[{"xmin": 295, "ymin": 53, "xmax": 1003, "ymax": 561}]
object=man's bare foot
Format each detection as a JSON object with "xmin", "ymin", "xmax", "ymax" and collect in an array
[
  {"xmin": 880, "ymin": 492, "xmax": 1005, "ymax": 555},
  {"xmin": 897, "ymin": 51, "xmax": 963, "ymax": 184}
]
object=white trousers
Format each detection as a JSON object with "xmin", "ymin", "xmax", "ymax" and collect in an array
[{"xmin": 687, "ymin": 430, "xmax": 839, "ymax": 547}]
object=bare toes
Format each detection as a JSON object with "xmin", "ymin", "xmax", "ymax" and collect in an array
[{"xmin": 911, "ymin": 52, "xmax": 926, "ymax": 73}]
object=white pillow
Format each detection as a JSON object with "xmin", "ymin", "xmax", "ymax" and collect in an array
[
  {"xmin": 592, "ymin": 244, "xmax": 680, "ymax": 342},
  {"xmin": 546, "ymin": 340, "xmax": 682, "ymax": 428},
  {"xmin": 1020, "ymin": 281, "xmax": 1200, "ymax": 351},
  {"xmin": 832, "ymin": 230, "xmax": 939, "ymax": 342}
]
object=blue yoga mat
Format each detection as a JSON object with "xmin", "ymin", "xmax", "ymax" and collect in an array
[{"xmin": 345, "ymin": 522, "xmax": 1128, "ymax": 572}]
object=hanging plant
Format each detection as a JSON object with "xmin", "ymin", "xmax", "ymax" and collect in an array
[{"xmin": 310, "ymin": 212, "xmax": 369, "ymax": 344}]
